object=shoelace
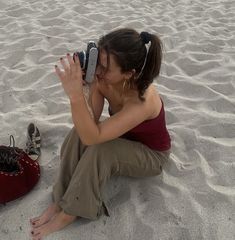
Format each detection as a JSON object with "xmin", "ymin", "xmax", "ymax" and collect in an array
[{"xmin": 26, "ymin": 133, "xmax": 40, "ymax": 154}]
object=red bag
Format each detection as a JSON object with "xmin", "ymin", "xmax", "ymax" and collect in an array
[{"xmin": 0, "ymin": 135, "xmax": 40, "ymax": 204}]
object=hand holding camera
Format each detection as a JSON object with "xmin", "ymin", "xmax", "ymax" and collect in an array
[
  {"xmin": 55, "ymin": 52, "xmax": 83, "ymax": 102},
  {"xmin": 73, "ymin": 41, "xmax": 98, "ymax": 83},
  {"xmin": 55, "ymin": 42, "xmax": 98, "ymax": 103},
  {"xmin": 55, "ymin": 41, "xmax": 98, "ymax": 102}
]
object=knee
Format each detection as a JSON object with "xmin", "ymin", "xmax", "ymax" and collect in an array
[
  {"xmin": 85, "ymin": 143, "xmax": 108, "ymax": 163},
  {"xmin": 81, "ymin": 142, "xmax": 116, "ymax": 170},
  {"xmin": 87, "ymin": 139, "xmax": 120, "ymax": 155}
]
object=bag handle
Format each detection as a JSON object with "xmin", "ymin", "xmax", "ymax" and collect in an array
[
  {"xmin": 8, "ymin": 135, "xmax": 21, "ymax": 156},
  {"xmin": 9, "ymin": 135, "xmax": 15, "ymax": 148}
]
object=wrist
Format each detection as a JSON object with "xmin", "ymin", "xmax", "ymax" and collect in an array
[{"xmin": 69, "ymin": 93, "xmax": 85, "ymax": 104}]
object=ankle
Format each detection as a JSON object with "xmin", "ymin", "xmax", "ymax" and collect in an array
[
  {"xmin": 52, "ymin": 203, "xmax": 61, "ymax": 211},
  {"xmin": 59, "ymin": 212, "xmax": 76, "ymax": 222}
]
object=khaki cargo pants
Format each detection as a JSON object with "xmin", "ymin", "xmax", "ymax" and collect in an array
[{"xmin": 52, "ymin": 127, "xmax": 170, "ymax": 220}]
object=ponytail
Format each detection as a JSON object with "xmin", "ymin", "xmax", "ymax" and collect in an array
[{"xmin": 135, "ymin": 32, "xmax": 163, "ymax": 101}]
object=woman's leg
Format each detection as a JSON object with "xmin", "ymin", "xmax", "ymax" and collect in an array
[
  {"xmin": 31, "ymin": 137, "xmax": 169, "ymax": 238},
  {"xmin": 53, "ymin": 127, "xmax": 87, "ymax": 203},
  {"xmin": 56, "ymin": 137, "xmax": 169, "ymax": 220},
  {"xmin": 30, "ymin": 127, "xmax": 86, "ymax": 228}
]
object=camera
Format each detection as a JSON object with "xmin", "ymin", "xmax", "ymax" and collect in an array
[{"xmin": 73, "ymin": 41, "xmax": 98, "ymax": 83}]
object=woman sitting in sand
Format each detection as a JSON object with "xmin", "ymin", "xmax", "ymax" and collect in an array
[{"xmin": 30, "ymin": 28, "xmax": 171, "ymax": 239}]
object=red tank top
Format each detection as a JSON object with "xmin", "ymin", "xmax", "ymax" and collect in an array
[{"xmin": 109, "ymin": 100, "xmax": 171, "ymax": 151}]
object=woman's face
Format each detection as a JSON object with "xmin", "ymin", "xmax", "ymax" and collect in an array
[{"xmin": 96, "ymin": 50, "xmax": 130, "ymax": 86}]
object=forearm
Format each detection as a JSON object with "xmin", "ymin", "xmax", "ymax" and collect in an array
[{"xmin": 70, "ymin": 95, "xmax": 100, "ymax": 145}]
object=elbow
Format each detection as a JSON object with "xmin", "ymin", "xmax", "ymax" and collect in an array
[
  {"xmin": 74, "ymin": 126, "xmax": 101, "ymax": 146},
  {"xmin": 80, "ymin": 136, "xmax": 99, "ymax": 146},
  {"xmin": 81, "ymin": 138, "xmax": 94, "ymax": 146}
]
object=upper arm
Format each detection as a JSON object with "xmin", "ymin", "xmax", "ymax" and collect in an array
[
  {"xmin": 94, "ymin": 102, "xmax": 150, "ymax": 144},
  {"xmin": 89, "ymin": 81, "xmax": 104, "ymax": 123}
]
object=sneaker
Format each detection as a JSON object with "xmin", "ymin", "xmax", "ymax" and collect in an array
[{"xmin": 25, "ymin": 123, "xmax": 41, "ymax": 160}]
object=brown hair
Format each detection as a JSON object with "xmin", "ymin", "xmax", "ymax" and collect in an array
[{"xmin": 98, "ymin": 28, "xmax": 162, "ymax": 101}]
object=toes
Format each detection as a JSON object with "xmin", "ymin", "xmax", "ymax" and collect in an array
[
  {"xmin": 31, "ymin": 227, "xmax": 44, "ymax": 240},
  {"xmin": 32, "ymin": 233, "xmax": 42, "ymax": 240},
  {"xmin": 30, "ymin": 217, "xmax": 40, "ymax": 224},
  {"xmin": 30, "ymin": 218, "xmax": 37, "ymax": 223},
  {"xmin": 31, "ymin": 220, "xmax": 41, "ymax": 228},
  {"xmin": 31, "ymin": 228, "xmax": 40, "ymax": 236},
  {"xmin": 31, "ymin": 221, "xmax": 38, "ymax": 227}
]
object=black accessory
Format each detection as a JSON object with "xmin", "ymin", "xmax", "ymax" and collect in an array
[{"xmin": 140, "ymin": 32, "xmax": 152, "ymax": 44}]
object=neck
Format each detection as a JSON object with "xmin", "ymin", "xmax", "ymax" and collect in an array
[{"xmin": 109, "ymin": 81, "xmax": 138, "ymax": 100}]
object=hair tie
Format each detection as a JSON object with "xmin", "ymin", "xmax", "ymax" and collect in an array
[
  {"xmin": 140, "ymin": 32, "xmax": 151, "ymax": 44},
  {"xmin": 137, "ymin": 32, "xmax": 152, "ymax": 79}
]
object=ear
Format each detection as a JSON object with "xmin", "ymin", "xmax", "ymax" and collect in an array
[{"xmin": 124, "ymin": 69, "xmax": 136, "ymax": 80}]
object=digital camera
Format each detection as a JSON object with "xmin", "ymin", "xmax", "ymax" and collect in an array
[{"xmin": 73, "ymin": 41, "xmax": 98, "ymax": 83}]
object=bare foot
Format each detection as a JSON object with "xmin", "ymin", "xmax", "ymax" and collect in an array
[
  {"xmin": 30, "ymin": 203, "xmax": 61, "ymax": 228},
  {"xmin": 31, "ymin": 211, "xmax": 76, "ymax": 239}
]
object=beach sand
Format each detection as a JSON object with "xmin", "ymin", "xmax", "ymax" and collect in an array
[{"xmin": 0, "ymin": 0, "xmax": 234, "ymax": 239}]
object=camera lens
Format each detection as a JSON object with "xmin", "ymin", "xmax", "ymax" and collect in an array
[{"xmin": 73, "ymin": 51, "xmax": 87, "ymax": 69}]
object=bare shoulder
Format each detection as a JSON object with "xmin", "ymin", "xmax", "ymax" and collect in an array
[{"xmin": 139, "ymin": 84, "xmax": 162, "ymax": 119}]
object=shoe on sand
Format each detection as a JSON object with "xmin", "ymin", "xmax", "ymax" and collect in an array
[{"xmin": 25, "ymin": 123, "xmax": 41, "ymax": 160}]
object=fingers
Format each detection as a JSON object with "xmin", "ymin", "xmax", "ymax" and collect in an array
[
  {"xmin": 73, "ymin": 52, "xmax": 81, "ymax": 66},
  {"xmin": 60, "ymin": 57, "xmax": 69, "ymax": 72},
  {"xmin": 58, "ymin": 53, "xmax": 81, "ymax": 71},
  {"xmin": 66, "ymin": 53, "xmax": 74, "ymax": 66},
  {"xmin": 55, "ymin": 65, "xmax": 64, "ymax": 80},
  {"xmin": 54, "ymin": 54, "xmax": 70, "ymax": 79},
  {"xmin": 55, "ymin": 53, "xmax": 82, "ymax": 81},
  {"xmin": 71, "ymin": 53, "xmax": 82, "ymax": 78},
  {"xmin": 67, "ymin": 53, "xmax": 81, "ymax": 69}
]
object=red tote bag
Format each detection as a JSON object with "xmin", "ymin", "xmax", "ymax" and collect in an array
[{"xmin": 0, "ymin": 136, "xmax": 40, "ymax": 204}]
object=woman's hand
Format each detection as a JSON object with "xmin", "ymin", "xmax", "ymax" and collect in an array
[{"xmin": 55, "ymin": 53, "xmax": 84, "ymax": 102}]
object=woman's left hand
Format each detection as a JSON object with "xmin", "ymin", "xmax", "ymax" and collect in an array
[{"xmin": 55, "ymin": 53, "xmax": 84, "ymax": 102}]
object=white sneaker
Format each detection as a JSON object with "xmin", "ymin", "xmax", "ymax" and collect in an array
[{"xmin": 25, "ymin": 123, "xmax": 41, "ymax": 160}]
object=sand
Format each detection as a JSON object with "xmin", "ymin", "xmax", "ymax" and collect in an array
[{"xmin": 0, "ymin": 0, "xmax": 234, "ymax": 239}]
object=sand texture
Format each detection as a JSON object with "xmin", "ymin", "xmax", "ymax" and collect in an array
[{"xmin": 0, "ymin": 0, "xmax": 234, "ymax": 239}]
